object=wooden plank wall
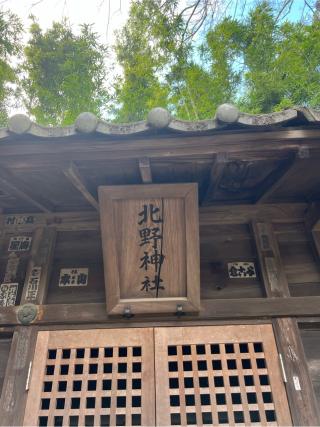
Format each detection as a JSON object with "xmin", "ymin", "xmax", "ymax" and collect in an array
[
  {"xmin": 46, "ymin": 224, "xmax": 264, "ymax": 303},
  {"xmin": 1, "ymin": 213, "xmax": 320, "ymax": 304},
  {"xmin": 46, "ymin": 230, "xmax": 104, "ymax": 304},
  {"xmin": 200, "ymin": 224, "xmax": 264, "ymax": 299},
  {"xmin": 275, "ymin": 223, "xmax": 320, "ymax": 296},
  {"xmin": 300, "ymin": 328, "xmax": 320, "ymax": 408}
]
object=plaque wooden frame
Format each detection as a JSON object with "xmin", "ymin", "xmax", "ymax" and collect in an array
[{"xmin": 98, "ymin": 183, "xmax": 200, "ymax": 315}]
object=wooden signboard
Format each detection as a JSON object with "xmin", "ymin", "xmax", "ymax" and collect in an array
[{"xmin": 98, "ymin": 184, "xmax": 200, "ymax": 315}]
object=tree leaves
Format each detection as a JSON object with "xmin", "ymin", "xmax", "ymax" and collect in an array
[
  {"xmin": 22, "ymin": 19, "xmax": 109, "ymax": 125},
  {"xmin": 0, "ymin": 10, "xmax": 22, "ymax": 126},
  {"xmin": 0, "ymin": 1, "xmax": 320, "ymax": 126}
]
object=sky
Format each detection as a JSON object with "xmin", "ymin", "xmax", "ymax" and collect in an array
[{"xmin": 5, "ymin": 0, "xmax": 132, "ymax": 44}]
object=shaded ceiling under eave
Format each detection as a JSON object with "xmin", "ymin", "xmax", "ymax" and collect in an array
[{"xmin": 0, "ymin": 104, "xmax": 319, "ymax": 214}]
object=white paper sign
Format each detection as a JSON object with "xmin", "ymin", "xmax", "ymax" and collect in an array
[
  {"xmin": 5, "ymin": 215, "xmax": 35, "ymax": 226},
  {"xmin": 25, "ymin": 267, "xmax": 42, "ymax": 301},
  {"xmin": 8, "ymin": 236, "xmax": 32, "ymax": 252},
  {"xmin": 293, "ymin": 376, "xmax": 301, "ymax": 391},
  {"xmin": 228, "ymin": 262, "xmax": 256, "ymax": 278},
  {"xmin": 59, "ymin": 268, "xmax": 89, "ymax": 287},
  {"xmin": 0, "ymin": 283, "xmax": 18, "ymax": 306}
]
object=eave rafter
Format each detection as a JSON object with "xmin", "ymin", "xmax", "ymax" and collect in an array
[
  {"xmin": 63, "ymin": 162, "xmax": 99, "ymax": 211},
  {"xmin": 202, "ymin": 152, "xmax": 228, "ymax": 205},
  {"xmin": 255, "ymin": 146, "xmax": 310, "ymax": 204},
  {"xmin": 0, "ymin": 168, "xmax": 52, "ymax": 213}
]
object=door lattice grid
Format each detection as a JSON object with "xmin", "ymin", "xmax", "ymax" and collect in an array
[
  {"xmin": 23, "ymin": 329, "xmax": 155, "ymax": 427},
  {"xmin": 23, "ymin": 326, "xmax": 291, "ymax": 427},
  {"xmin": 155, "ymin": 325, "xmax": 292, "ymax": 426},
  {"xmin": 39, "ymin": 346, "xmax": 142, "ymax": 427},
  {"xmin": 166, "ymin": 342, "xmax": 276, "ymax": 426}
]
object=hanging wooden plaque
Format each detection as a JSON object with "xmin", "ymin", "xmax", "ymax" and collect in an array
[{"xmin": 98, "ymin": 183, "xmax": 200, "ymax": 315}]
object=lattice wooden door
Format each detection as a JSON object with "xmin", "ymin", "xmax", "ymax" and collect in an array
[
  {"xmin": 23, "ymin": 328, "xmax": 155, "ymax": 427},
  {"xmin": 23, "ymin": 325, "xmax": 291, "ymax": 426},
  {"xmin": 155, "ymin": 325, "xmax": 292, "ymax": 426}
]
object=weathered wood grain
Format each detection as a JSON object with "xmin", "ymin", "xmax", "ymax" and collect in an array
[
  {"xmin": 300, "ymin": 328, "xmax": 320, "ymax": 408},
  {"xmin": 0, "ymin": 335, "xmax": 11, "ymax": 396},
  {"xmin": 252, "ymin": 222, "xmax": 290, "ymax": 297},
  {"xmin": 20, "ymin": 227, "xmax": 56, "ymax": 304},
  {"xmin": 0, "ymin": 326, "xmax": 38, "ymax": 426},
  {"xmin": 138, "ymin": 157, "xmax": 153, "ymax": 183},
  {"xmin": 63, "ymin": 162, "xmax": 99, "ymax": 210},
  {"xmin": 0, "ymin": 203, "xmax": 308, "ymax": 233},
  {"xmin": 0, "ymin": 129, "xmax": 319, "ymax": 163},
  {"xmin": 0, "ymin": 169, "xmax": 52, "ymax": 213},
  {"xmin": 155, "ymin": 325, "xmax": 292, "ymax": 426},
  {"xmin": 201, "ymin": 152, "xmax": 228, "ymax": 204},
  {"xmin": 99, "ymin": 184, "xmax": 200, "ymax": 314},
  {"xmin": 255, "ymin": 157, "xmax": 295, "ymax": 203},
  {"xmin": 0, "ymin": 297, "xmax": 320, "ymax": 326},
  {"xmin": 273, "ymin": 319, "xmax": 320, "ymax": 426}
]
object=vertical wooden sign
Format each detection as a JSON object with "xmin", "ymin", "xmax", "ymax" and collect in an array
[{"xmin": 99, "ymin": 184, "xmax": 200, "ymax": 315}]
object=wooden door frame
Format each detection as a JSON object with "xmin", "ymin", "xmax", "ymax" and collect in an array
[
  {"xmin": 0, "ymin": 320, "xmax": 319, "ymax": 426},
  {"xmin": 23, "ymin": 327, "xmax": 155, "ymax": 427}
]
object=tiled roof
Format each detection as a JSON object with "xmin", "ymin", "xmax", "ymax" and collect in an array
[{"xmin": 1, "ymin": 104, "xmax": 320, "ymax": 140}]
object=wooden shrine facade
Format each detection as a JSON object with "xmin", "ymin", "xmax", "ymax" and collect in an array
[{"xmin": 0, "ymin": 104, "xmax": 320, "ymax": 425}]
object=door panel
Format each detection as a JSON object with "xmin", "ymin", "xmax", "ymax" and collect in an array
[
  {"xmin": 23, "ymin": 325, "xmax": 291, "ymax": 427},
  {"xmin": 23, "ymin": 328, "xmax": 155, "ymax": 427},
  {"xmin": 155, "ymin": 325, "xmax": 292, "ymax": 426}
]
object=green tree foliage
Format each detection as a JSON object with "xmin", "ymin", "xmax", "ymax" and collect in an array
[
  {"xmin": 113, "ymin": 0, "xmax": 219, "ymax": 121},
  {"xmin": 115, "ymin": 0, "xmax": 320, "ymax": 119},
  {"xmin": 1, "ymin": 1, "xmax": 320, "ymax": 124},
  {"xmin": 199, "ymin": 2, "xmax": 320, "ymax": 113},
  {"xmin": 0, "ymin": 10, "xmax": 22, "ymax": 126},
  {"xmin": 22, "ymin": 19, "xmax": 108, "ymax": 125},
  {"xmin": 113, "ymin": 0, "xmax": 184, "ymax": 122}
]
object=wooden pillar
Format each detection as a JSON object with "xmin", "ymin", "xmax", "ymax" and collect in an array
[
  {"xmin": 311, "ymin": 227, "xmax": 320, "ymax": 259},
  {"xmin": 20, "ymin": 227, "xmax": 56, "ymax": 305},
  {"xmin": 273, "ymin": 318, "xmax": 320, "ymax": 425},
  {"xmin": 304, "ymin": 202, "xmax": 320, "ymax": 262},
  {"xmin": 0, "ymin": 326, "xmax": 38, "ymax": 426},
  {"xmin": 252, "ymin": 221, "xmax": 320, "ymax": 425},
  {"xmin": 310, "ymin": 212, "xmax": 320, "ymax": 262},
  {"xmin": 252, "ymin": 221, "xmax": 290, "ymax": 297}
]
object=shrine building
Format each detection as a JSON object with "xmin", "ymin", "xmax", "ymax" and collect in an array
[{"xmin": 0, "ymin": 103, "xmax": 319, "ymax": 426}]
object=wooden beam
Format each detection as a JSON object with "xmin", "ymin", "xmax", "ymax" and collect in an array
[
  {"xmin": 0, "ymin": 203, "xmax": 308, "ymax": 233},
  {"xmin": 20, "ymin": 227, "xmax": 56, "ymax": 305},
  {"xmin": 304, "ymin": 202, "xmax": 320, "ymax": 262},
  {"xmin": 63, "ymin": 162, "xmax": 99, "ymax": 211},
  {"xmin": 200, "ymin": 202, "xmax": 307, "ymax": 225},
  {"xmin": 312, "ymin": 228, "xmax": 320, "ymax": 262},
  {"xmin": 2, "ymin": 129, "xmax": 320, "ymax": 158},
  {"xmin": 273, "ymin": 318, "xmax": 320, "ymax": 426},
  {"xmin": 139, "ymin": 157, "xmax": 153, "ymax": 183},
  {"xmin": 305, "ymin": 202, "xmax": 320, "ymax": 229},
  {"xmin": 256, "ymin": 147, "xmax": 309, "ymax": 203},
  {"xmin": 0, "ymin": 297, "xmax": 320, "ymax": 325},
  {"xmin": 254, "ymin": 157, "xmax": 294, "ymax": 203},
  {"xmin": 0, "ymin": 169, "xmax": 52, "ymax": 213},
  {"xmin": 202, "ymin": 153, "xmax": 228, "ymax": 204},
  {"xmin": 0, "ymin": 326, "xmax": 38, "ymax": 426},
  {"xmin": 252, "ymin": 221, "xmax": 290, "ymax": 297},
  {"xmin": 1, "ymin": 129, "xmax": 320, "ymax": 168}
]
